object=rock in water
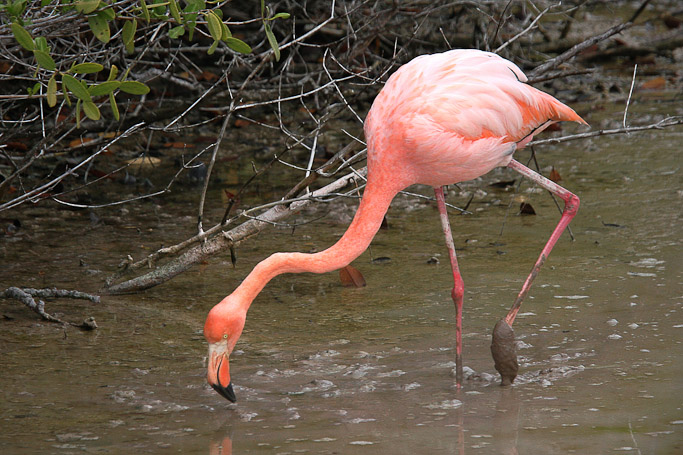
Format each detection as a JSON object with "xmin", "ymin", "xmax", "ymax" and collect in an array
[{"xmin": 491, "ymin": 319, "xmax": 519, "ymax": 386}]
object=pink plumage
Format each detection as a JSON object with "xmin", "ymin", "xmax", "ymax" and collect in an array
[
  {"xmin": 365, "ymin": 49, "xmax": 585, "ymax": 188},
  {"xmin": 203, "ymin": 49, "xmax": 587, "ymax": 401}
]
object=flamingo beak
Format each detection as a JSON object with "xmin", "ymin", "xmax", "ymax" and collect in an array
[{"xmin": 208, "ymin": 342, "xmax": 237, "ymax": 402}]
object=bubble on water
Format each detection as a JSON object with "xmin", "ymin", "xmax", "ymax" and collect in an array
[
  {"xmin": 425, "ymin": 399, "xmax": 462, "ymax": 409},
  {"xmin": 608, "ymin": 334, "xmax": 622, "ymax": 340},
  {"xmin": 628, "ymin": 272, "xmax": 657, "ymax": 277},
  {"xmin": 308, "ymin": 350, "xmax": 340, "ymax": 360},
  {"xmin": 358, "ymin": 383, "xmax": 376, "ymax": 393},
  {"xmin": 344, "ymin": 363, "xmax": 377, "ymax": 379},
  {"xmin": 298, "ymin": 379, "xmax": 336, "ymax": 393},
  {"xmin": 628, "ymin": 323, "xmax": 639, "ymax": 329},
  {"xmin": 350, "ymin": 440, "xmax": 374, "ymax": 445},
  {"xmin": 517, "ymin": 312, "xmax": 536, "ymax": 317},
  {"xmin": 550, "ymin": 353, "xmax": 571, "ymax": 362},
  {"xmin": 329, "ymin": 339, "xmax": 350, "ymax": 345},
  {"xmin": 629, "ymin": 258, "xmax": 664, "ymax": 267},
  {"xmin": 377, "ymin": 369, "xmax": 405, "ymax": 378},
  {"xmin": 403, "ymin": 382, "xmax": 421, "ymax": 391},
  {"xmin": 348, "ymin": 418, "xmax": 376, "ymax": 424},
  {"xmin": 606, "ymin": 318, "xmax": 618, "ymax": 326},
  {"xmin": 239, "ymin": 412, "xmax": 258, "ymax": 422},
  {"xmin": 554, "ymin": 295, "xmax": 590, "ymax": 300}
]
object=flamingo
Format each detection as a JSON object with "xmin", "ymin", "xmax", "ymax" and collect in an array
[{"xmin": 204, "ymin": 49, "xmax": 586, "ymax": 402}]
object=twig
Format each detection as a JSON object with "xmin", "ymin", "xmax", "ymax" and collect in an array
[
  {"xmin": 2, "ymin": 287, "xmax": 99, "ymax": 329},
  {"xmin": 623, "ymin": 64, "xmax": 638, "ymax": 128},
  {"xmin": 495, "ymin": 3, "xmax": 557, "ymax": 54},
  {"xmin": 529, "ymin": 0, "xmax": 652, "ymax": 78},
  {"xmin": 628, "ymin": 421, "xmax": 642, "ymax": 455},
  {"xmin": 531, "ymin": 117, "xmax": 683, "ymax": 146}
]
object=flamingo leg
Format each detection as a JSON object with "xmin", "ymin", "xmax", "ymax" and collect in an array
[
  {"xmin": 504, "ymin": 159, "xmax": 580, "ymax": 325},
  {"xmin": 434, "ymin": 186, "xmax": 465, "ymax": 387},
  {"xmin": 491, "ymin": 159, "xmax": 580, "ymax": 385}
]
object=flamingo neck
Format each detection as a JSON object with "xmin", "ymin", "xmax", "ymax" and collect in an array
[{"xmin": 229, "ymin": 173, "xmax": 402, "ymax": 310}]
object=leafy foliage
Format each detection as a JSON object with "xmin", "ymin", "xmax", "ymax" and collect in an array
[{"xmin": 4, "ymin": 0, "xmax": 288, "ymax": 123}]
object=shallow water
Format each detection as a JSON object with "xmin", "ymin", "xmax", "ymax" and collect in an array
[{"xmin": 2, "ymin": 99, "xmax": 682, "ymax": 453}]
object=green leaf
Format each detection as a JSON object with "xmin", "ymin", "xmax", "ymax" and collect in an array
[
  {"xmin": 82, "ymin": 100, "xmax": 101, "ymax": 121},
  {"xmin": 62, "ymin": 74, "xmax": 92, "ymax": 102},
  {"xmin": 47, "ymin": 73, "xmax": 57, "ymax": 107},
  {"xmin": 119, "ymin": 80, "xmax": 150, "ymax": 95},
  {"xmin": 140, "ymin": 0, "xmax": 150, "ymax": 23},
  {"xmin": 75, "ymin": 99, "xmax": 82, "ymax": 128},
  {"xmin": 272, "ymin": 12, "xmax": 291, "ymax": 20},
  {"xmin": 109, "ymin": 92, "xmax": 120, "ymax": 121},
  {"xmin": 27, "ymin": 82, "xmax": 40, "ymax": 96},
  {"xmin": 187, "ymin": 20, "xmax": 196, "ymax": 40},
  {"xmin": 33, "ymin": 49, "xmax": 56, "ymax": 70},
  {"xmin": 260, "ymin": 0, "xmax": 265, "ymax": 16},
  {"xmin": 225, "ymin": 37, "xmax": 251, "ymax": 54},
  {"xmin": 100, "ymin": 7, "xmax": 115, "ymax": 21},
  {"xmin": 34, "ymin": 36, "xmax": 49, "ymax": 52},
  {"xmin": 11, "ymin": 22, "xmax": 35, "ymax": 51},
  {"xmin": 8, "ymin": 1, "xmax": 27, "ymax": 16},
  {"xmin": 63, "ymin": 87, "xmax": 72, "ymax": 106},
  {"xmin": 71, "ymin": 62, "xmax": 103, "ymax": 74},
  {"xmin": 152, "ymin": 4, "xmax": 165, "ymax": 16},
  {"xmin": 207, "ymin": 39, "xmax": 218, "ymax": 55},
  {"xmin": 75, "ymin": 0, "xmax": 99, "ymax": 14},
  {"xmin": 168, "ymin": 25, "xmax": 185, "ymax": 39},
  {"xmin": 107, "ymin": 64, "xmax": 118, "ymax": 82},
  {"xmin": 169, "ymin": 0, "xmax": 182, "ymax": 24},
  {"xmin": 122, "ymin": 19, "xmax": 137, "ymax": 53},
  {"xmin": 220, "ymin": 21, "xmax": 230, "ymax": 41},
  {"xmin": 184, "ymin": 0, "xmax": 205, "ymax": 13},
  {"xmin": 88, "ymin": 13, "xmax": 110, "ymax": 43},
  {"xmin": 264, "ymin": 23, "xmax": 280, "ymax": 61},
  {"xmin": 205, "ymin": 11, "xmax": 222, "ymax": 41},
  {"xmin": 89, "ymin": 80, "xmax": 120, "ymax": 96}
]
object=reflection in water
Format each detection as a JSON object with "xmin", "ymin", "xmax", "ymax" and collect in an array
[
  {"xmin": 492, "ymin": 388, "xmax": 520, "ymax": 455},
  {"xmin": 209, "ymin": 433, "xmax": 232, "ymax": 455},
  {"xmin": 209, "ymin": 387, "xmax": 523, "ymax": 455}
]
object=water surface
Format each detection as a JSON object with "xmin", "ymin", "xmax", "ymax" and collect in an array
[{"xmin": 1, "ymin": 99, "xmax": 681, "ymax": 454}]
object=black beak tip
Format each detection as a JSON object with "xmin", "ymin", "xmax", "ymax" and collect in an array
[{"xmin": 212, "ymin": 381, "xmax": 237, "ymax": 403}]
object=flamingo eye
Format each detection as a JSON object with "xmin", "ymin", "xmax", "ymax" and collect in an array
[{"xmin": 223, "ymin": 334, "xmax": 228, "ymax": 339}]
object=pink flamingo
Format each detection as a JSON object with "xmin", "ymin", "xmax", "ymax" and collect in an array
[{"xmin": 204, "ymin": 49, "xmax": 586, "ymax": 402}]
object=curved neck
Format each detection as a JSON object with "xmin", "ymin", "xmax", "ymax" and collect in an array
[{"xmin": 230, "ymin": 173, "xmax": 402, "ymax": 309}]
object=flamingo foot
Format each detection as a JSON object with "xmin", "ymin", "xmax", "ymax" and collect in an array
[{"xmin": 491, "ymin": 319, "xmax": 518, "ymax": 386}]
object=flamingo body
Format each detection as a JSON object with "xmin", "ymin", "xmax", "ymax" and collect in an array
[
  {"xmin": 204, "ymin": 49, "xmax": 586, "ymax": 402},
  {"xmin": 365, "ymin": 49, "xmax": 582, "ymax": 189}
]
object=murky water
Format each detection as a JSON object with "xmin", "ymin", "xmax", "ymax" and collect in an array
[{"xmin": 2, "ymin": 95, "xmax": 682, "ymax": 454}]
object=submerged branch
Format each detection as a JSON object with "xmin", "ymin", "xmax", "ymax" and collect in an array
[
  {"xmin": 2, "ymin": 287, "xmax": 100, "ymax": 329},
  {"xmin": 102, "ymin": 168, "xmax": 368, "ymax": 295}
]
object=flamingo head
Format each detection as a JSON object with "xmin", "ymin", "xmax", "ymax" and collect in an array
[{"xmin": 204, "ymin": 298, "xmax": 246, "ymax": 402}]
